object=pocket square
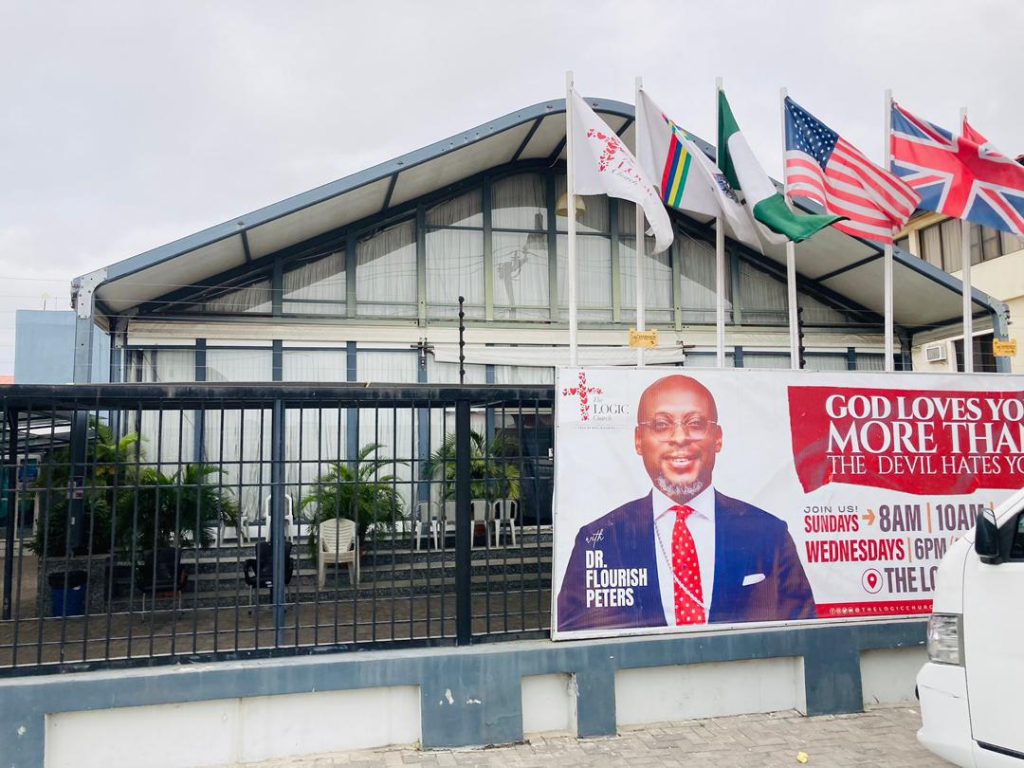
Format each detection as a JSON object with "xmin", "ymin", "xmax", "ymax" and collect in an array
[{"xmin": 742, "ymin": 573, "xmax": 766, "ymax": 586}]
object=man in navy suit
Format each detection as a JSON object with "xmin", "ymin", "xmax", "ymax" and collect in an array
[{"xmin": 557, "ymin": 374, "xmax": 815, "ymax": 633}]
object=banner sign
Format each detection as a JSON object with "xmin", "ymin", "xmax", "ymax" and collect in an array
[{"xmin": 551, "ymin": 368, "xmax": 1020, "ymax": 640}]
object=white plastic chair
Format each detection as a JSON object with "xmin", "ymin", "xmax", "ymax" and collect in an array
[
  {"xmin": 259, "ymin": 494, "xmax": 296, "ymax": 542},
  {"xmin": 492, "ymin": 498, "xmax": 518, "ymax": 547},
  {"xmin": 434, "ymin": 501, "xmax": 457, "ymax": 549},
  {"xmin": 414, "ymin": 501, "xmax": 432, "ymax": 551},
  {"xmin": 317, "ymin": 517, "xmax": 359, "ymax": 587},
  {"xmin": 470, "ymin": 499, "xmax": 491, "ymax": 549}
]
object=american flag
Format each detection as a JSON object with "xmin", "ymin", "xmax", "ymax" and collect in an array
[
  {"xmin": 785, "ymin": 97, "xmax": 919, "ymax": 244},
  {"xmin": 891, "ymin": 102, "xmax": 1024, "ymax": 237}
]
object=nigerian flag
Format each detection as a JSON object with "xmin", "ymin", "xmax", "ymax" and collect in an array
[{"xmin": 718, "ymin": 89, "xmax": 841, "ymax": 243}]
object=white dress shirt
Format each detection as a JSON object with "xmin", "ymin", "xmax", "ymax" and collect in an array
[{"xmin": 651, "ymin": 484, "xmax": 716, "ymax": 625}]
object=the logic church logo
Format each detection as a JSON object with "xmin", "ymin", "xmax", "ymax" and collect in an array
[{"xmin": 561, "ymin": 370, "xmax": 603, "ymax": 421}]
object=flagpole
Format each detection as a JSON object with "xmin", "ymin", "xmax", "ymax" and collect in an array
[
  {"xmin": 715, "ymin": 76, "xmax": 726, "ymax": 369},
  {"xmin": 883, "ymin": 89, "xmax": 895, "ymax": 372},
  {"xmin": 780, "ymin": 87, "xmax": 800, "ymax": 370},
  {"xmin": 635, "ymin": 76, "xmax": 646, "ymax": 367},
  {"xmin": 960, "ymin": 106, "xmax": 973, "ymax": 373},
  {"xmin": 566, "ymin": 71, "xmax": 579, "ymax": 367}
]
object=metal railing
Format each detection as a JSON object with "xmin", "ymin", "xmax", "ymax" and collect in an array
[{"xmin": 0, "ymin": 383, "xmax": 554, "ymax": 675}]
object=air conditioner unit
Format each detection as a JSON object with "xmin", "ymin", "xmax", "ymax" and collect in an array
[{"xmin": 925, "ymin": 344, "xmax": 948, "ymax": 363}]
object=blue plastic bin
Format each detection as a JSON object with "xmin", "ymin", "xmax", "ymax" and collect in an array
[{"xmin": 49, "ymin": 570, "xmax": 87, "ymax": 616}]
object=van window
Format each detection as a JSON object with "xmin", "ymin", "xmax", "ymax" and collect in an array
[{"xmin": 1010, "ymin": 513, "xmax": 1024, "ymax": 560}]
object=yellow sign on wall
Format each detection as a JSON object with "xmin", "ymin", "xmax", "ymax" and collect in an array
[
  {"xmin": 629, "ymin": 329, "xmax": 659, "ymax": 349},
  {"xmin": 993, "ymin": 339, "xmax": 1018, "ymax": 357}
]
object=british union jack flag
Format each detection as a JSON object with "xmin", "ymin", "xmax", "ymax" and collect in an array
[{"xmin": 890, "ymin": 102, "xmax": 1024, "ymax": 237}]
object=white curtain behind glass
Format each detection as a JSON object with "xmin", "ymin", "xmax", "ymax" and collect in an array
[
  {"xmin": 557, "ymin": 233, "xmax": 612, "ymax": 322},
  {"xmin": 282, "ymin": 350, "xmax": 348, "ymax": 513},
  {"xmin": 203, "ymin": 349, "xmax": 273, "ymax": 527},
  {"xmin": 282, "ymin": 251, "xmax": 345, "ymax": 315},
  {"xmin": 491, "ymin": 174, "xmax": 546, "ymax": 230},
  {"xmin": 805, "ymin": 354, "xmax": 849, "ymax": 371},
  {"xmin": 198, "ymin": 280, "xmax": 273, "ymax": 314},
  {"xmin": 493, "ymin": 231, "xmax": 549, "ymax": 320},
  {"xmin": 357, "ymin": 351, "xmax": 418, "ymax": 517},
  {"xmin": 357, "ymin": 220, "xmax": 417, "ymax": 317},
  {"xmin": 494, "ymin": 365, "xmax": 554, "ymax": 385},
  {"xmin": 619, "ymin": 200, "xmax": 672, "ymax": 324},
  {"xmin": 426, "ymin": 228, "xmax": 484, "ymax": 320},
  {"xmin": 424, "ymin": 358, "xmax": 487, "ymax": 507},
  {"xmin": 738, "ymin": 260, "xmax": 785, "ymax": 325},
  {"xmin": 132, "ymin": 349, "xmax": 196, "ymax": 472},
  {"xmin": 856, "ymin": 355, "xmax": 885, "ymax": 371},
  {"xmin": 680, "ymin": 234, "xmax": 725, "ymax": 325},
  {"xmin": 741, "ymin": 353, "xmax": 788, "ymax": 369}
]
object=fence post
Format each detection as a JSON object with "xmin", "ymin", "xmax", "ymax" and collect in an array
[
  {"xmin": 2, "ymin": 408, "xmax": 17, "ymax": 621},
  {"xmin": 455, "ymin": 397, "xmax": 472, "ymax": 644},
  {"xmin": 271, "ymin": 398, "xmax": 286, "ymax": 644}
]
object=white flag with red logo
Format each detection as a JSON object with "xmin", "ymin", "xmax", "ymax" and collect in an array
[{"xmin": 570, "ymin": 90, "xmax": 673, "ymax": 254}]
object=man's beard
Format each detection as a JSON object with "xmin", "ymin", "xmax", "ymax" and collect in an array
[{"xmin": 655, "ymin": 474, "xmax": 707, "ymax": 504}]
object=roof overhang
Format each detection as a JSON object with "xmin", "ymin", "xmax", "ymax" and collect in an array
[{"xmin": 81, "ymin": 98, "xmax": 1005, "ymax": 335}]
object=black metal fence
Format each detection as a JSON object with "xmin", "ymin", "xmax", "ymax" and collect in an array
[{"xmin": 0, "ymin": 383, "xmax": 554, "ymax": 675}]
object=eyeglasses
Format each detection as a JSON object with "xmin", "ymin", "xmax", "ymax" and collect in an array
[{"xmin": 638, "ymin": 416, "xmax": 717, "ymax": 439}]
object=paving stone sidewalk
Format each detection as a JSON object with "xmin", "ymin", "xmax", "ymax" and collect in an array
[{"xmin": 259, "ymin": 704, "xmax": 952, "ymax": 767}]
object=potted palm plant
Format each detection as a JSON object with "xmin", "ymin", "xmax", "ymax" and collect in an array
[{"xmin": 299, "ymin": 442, "xmax": 406, "ymax": 557}]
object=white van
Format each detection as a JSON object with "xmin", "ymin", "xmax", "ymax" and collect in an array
[{"xmin": 917, "ymin": 487, "xmax": 1024, "ymax": 766}]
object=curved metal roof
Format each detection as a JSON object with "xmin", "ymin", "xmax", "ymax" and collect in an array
[{"xmin": 81, "ymin": 97, "xmax": 1005, "ymax": 334}]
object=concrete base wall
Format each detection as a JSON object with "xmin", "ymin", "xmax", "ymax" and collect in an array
[{"xmin": 0, "ymin": 620, "xmax": 926, "ymax": 767}]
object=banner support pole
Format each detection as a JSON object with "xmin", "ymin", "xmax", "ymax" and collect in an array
[{"xmin": 566, "ymin": 71, "xmax": 579, "ymax": 367}]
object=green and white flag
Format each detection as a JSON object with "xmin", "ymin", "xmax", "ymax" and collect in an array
[{"xmin": 717, "ymin": 89, "xmax": 840, "ymax": 244}]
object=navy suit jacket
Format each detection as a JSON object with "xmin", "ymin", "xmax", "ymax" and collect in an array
[{"xmin": 556, "ymin": 491, "xmax": 816, "ymax": 632}]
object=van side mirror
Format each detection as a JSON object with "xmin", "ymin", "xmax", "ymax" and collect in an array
[{"xmin": 975, "ymin": 509, "xmax": 1002, "ymax": 565}]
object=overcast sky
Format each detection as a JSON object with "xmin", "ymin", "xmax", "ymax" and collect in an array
[{"xmin": 1, "ymin": 0, "xmax": 1022, "ymax": 376}]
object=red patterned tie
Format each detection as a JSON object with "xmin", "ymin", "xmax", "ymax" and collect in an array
[{"xmin": 670, "ymin": 504, "xmax": 706, "ymax": 625}]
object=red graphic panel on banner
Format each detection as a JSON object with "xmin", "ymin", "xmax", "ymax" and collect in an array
[{"xmin": 788, "ymin": 386, "xmax": 1024, "ymax": 495}]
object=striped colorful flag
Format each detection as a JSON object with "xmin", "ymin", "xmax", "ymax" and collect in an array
[
  {"xmin": 635, "ymin": 90, "xmax": 759, "ymax": 249},
  {"xmin": 784, "ymin": 97, "xmax": 919, "ymax": 244}
]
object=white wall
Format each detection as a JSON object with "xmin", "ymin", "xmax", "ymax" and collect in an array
[
  {"xmin": 614, "ymin": 657, "xmax": 807, "ymax": 725},
  {"xmin": 45, "ymin": 685, "xmax": 420, "ymax": 768}
]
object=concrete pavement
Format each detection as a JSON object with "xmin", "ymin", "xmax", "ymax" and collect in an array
[{"xmin": 256, "ymin": 704, "xmax": 952, "ymax": 767}]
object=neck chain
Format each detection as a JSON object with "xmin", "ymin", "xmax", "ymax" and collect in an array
[{"xmin": 653, "ymin": 516, "xmax": 706, "ymax": 610}]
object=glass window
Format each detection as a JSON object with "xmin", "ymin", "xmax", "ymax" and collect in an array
[
  {"xmin": 426, "ymin": 228, "xmax": 484, "ymax": 320},
  {"xmin": 128, "ymin": 349, "xmax": 195, "ymax": 382},
  {"xmin": 188, "ymin": 279, "xmax": 273, "ymax": 315},
  {"xmin": 805, "ymin": 354, "xmax": 848, "ymax": 371},
  {"xmin": 426, "ymin": 189, "xmax": 482, "ymax": 228},
  {"xmin": 681, "ymin": 234, "xmax": 730, "ymax": 324},
  {"xmin": 741, "ymin": 353, "xmax": 789, "ymax": 369},
  {"xmin": 619, "ymin": 201, "xmax": 672, "ymax": 325},
  {"xmin": 557, "ymin": 233, "xmax": 612, "ymax": 322},
  {"xmin": 282, "ymin": 250, "xmax": 345, "ymax": 315},
  {"xmin": 918, "ymin": 223, "xmax": 943, "ymax": 268},
  {"xmin": 205, "ymin": 348, "xmax": 274, "ymax": 382},
  {"xmin": 955, "ymin": 334, "xmax": 997, "ymax": 373},
  {"xmin": 554, "ymin": 176, "xmax": 610, "ymax": 235},
  {"xmin": 894, "ymin": 236, "xmax": 910, "ymax": 253},
  {"xmin": 494, "ymin": 365, "xmax": 554, "ymax": 385},
  {"xmin": 856, "ymin": 354, "xmax": 886, "ymax": 371},
  {"xmin": 426, "ymin": 358, "xmax": 487, "ymax": 384},
  {"xmin": 282, "ymin": 350, "xmax": 347, "ymax": 382},
  {"xmin": 491, "ymin": 173, "xmax": 546, "ymax": 230},
  {"xmin": 1001, "ymin": 230, "xmax": 1024, "ymax": 255},
  {"xmin": 356, "ymin": 220, "xmax": 417, "ymax": 317},
  {"xmin": 493, "ymin": 231, "xmax": 549, "ymax": 321}
]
